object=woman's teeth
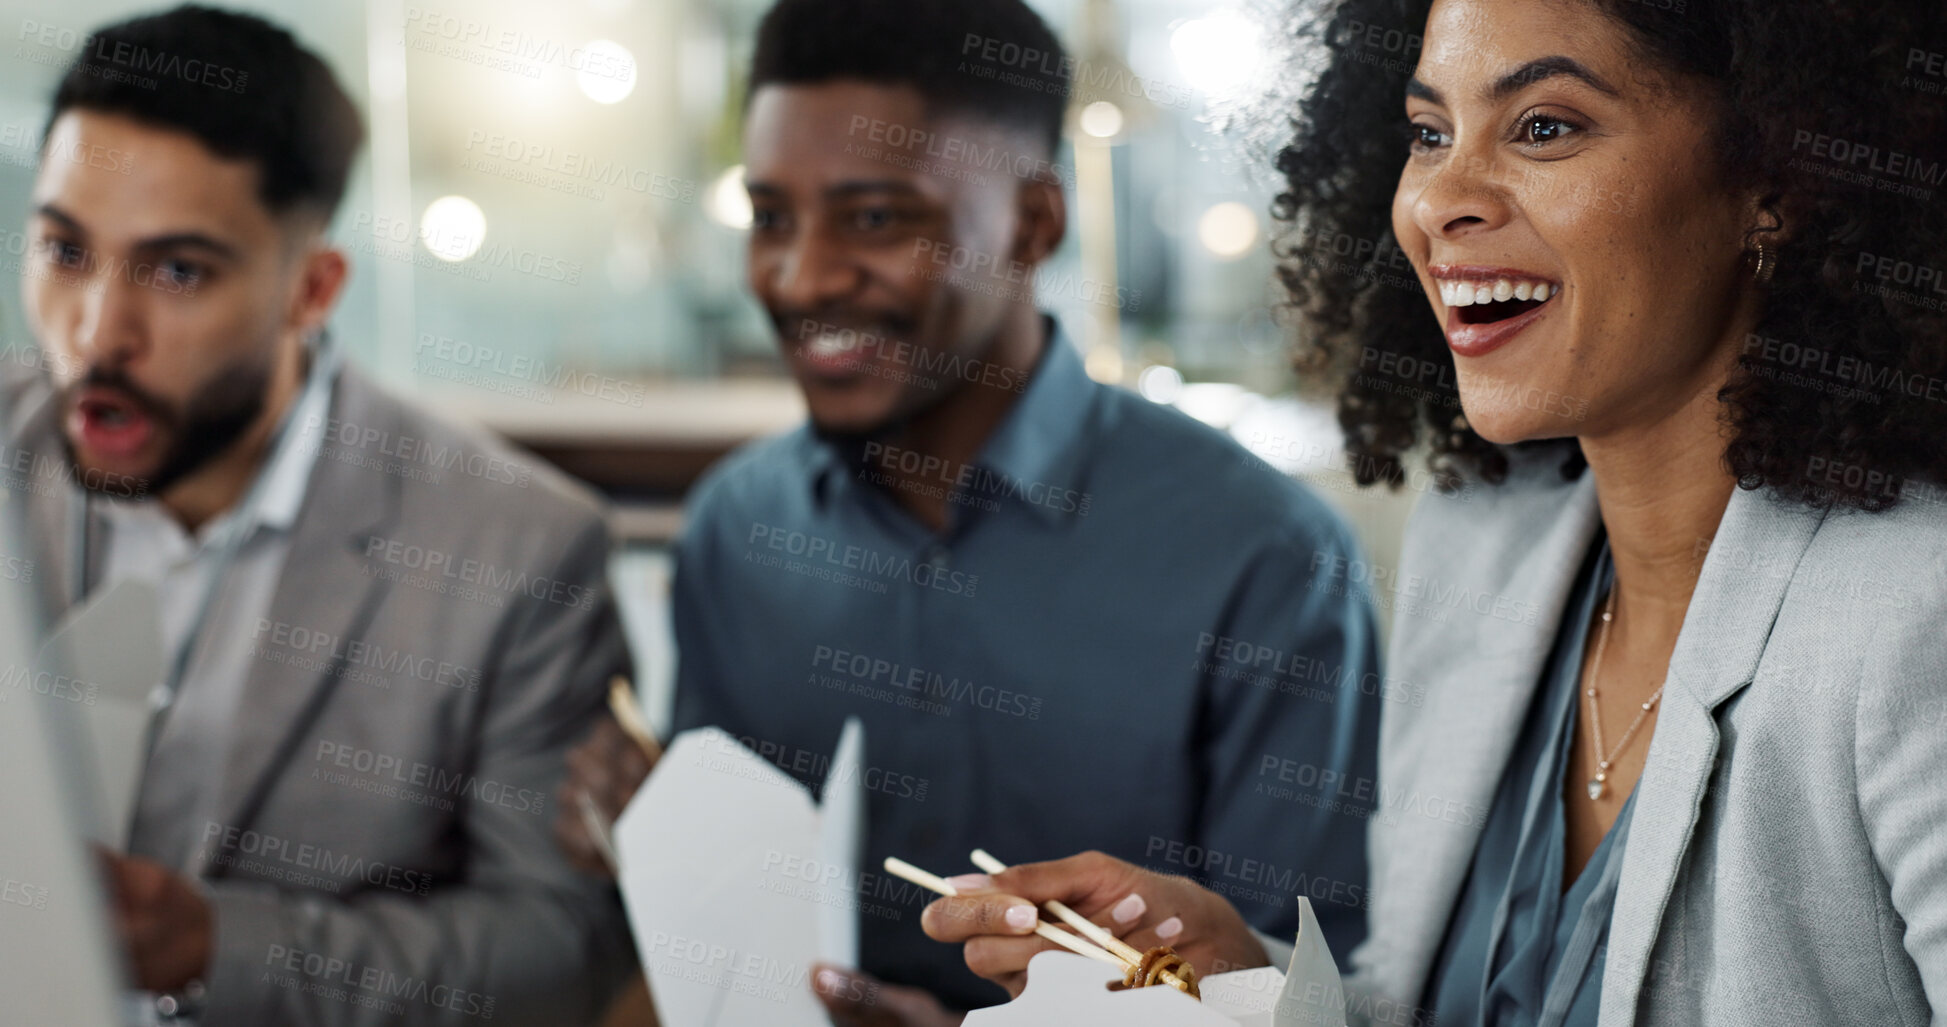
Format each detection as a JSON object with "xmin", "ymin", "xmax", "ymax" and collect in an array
[{"xmin": 1440, "ymin": 279, "xmax": 1552, "ymax": 307}]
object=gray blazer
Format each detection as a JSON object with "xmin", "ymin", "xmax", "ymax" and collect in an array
[
  {"xmin": 1347, "ymin": 447, "xmax": 1947, "ymax": 1026},
  {"xmin": 5, "ymin": 363, "xmax": 635, "ymax": 1026}
]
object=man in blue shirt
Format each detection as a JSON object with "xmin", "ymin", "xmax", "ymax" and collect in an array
[{"xmin": 557, "ymin": 0, "xmax": 1384, "ymax": 1020}]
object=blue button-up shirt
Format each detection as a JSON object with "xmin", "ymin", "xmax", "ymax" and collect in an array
[{"xmin": 670, "ymin": 320, "xmax": 1383, "ymax": 1009}]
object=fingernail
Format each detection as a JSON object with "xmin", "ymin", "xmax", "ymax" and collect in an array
[
  {"xmin": 1005, "ymin": 904, "xmax": 1038, "ymax": 931},
  {"xmin": 1156, "ymin": 916, "xmax": 1183, "ymax": 940},
  {"xmin": 1111, "ymin": 893, "xmax": 1147, "ymax": 924},
  {"xmin": 816, "ymin": 968, "xmax": 844, "ymax": 994},
  {"xmin": 944, "ymin": 873, "xmax": 993, "ymax": 893}
]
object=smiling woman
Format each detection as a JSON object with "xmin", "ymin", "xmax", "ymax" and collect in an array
[
  {"xmin": 918, "ymin": 2, "xmax": 1947, "ymax": 1026},
  {"xmin": 1276, "ymin": 0, "xmax": 1947, "ymax": 507},
  {"xmin": 1266, "ymin": 0, "xmax": 1947, "ymax": 1023}
]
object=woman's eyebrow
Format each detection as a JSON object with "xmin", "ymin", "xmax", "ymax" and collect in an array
[
  {"xmin": 1488, "ymin": 56, "xmax": 1619, "ymax": 100},
  {"xmin": 1408, "ymin": 55, "xmax": 1621, "ymax": 109}
]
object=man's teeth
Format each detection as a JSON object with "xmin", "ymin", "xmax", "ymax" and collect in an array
[
  {"xmin": 1440, "ymin": 279, "xmax": 1553, "ymax": 307},
  {"xmin": 807, "ymin": 333, "xmax": 860, "ymax": 357}
]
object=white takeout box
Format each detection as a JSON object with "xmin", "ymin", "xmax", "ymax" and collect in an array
[
  {"xmin": 965, "ymin": 896, "xmax": 1350, "ymax": 1027},
  {"xmin": 614, "ymin": 721, "xmax": 865, "ymax": 1027}
]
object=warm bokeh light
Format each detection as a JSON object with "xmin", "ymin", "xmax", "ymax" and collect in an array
[
  {"xmin": 1137, "ymin": 364, "xmax": 1185, "ymax": 403},
  {"xmin": 1078, "ymin": 100, "xmax": 1125, "ymax": 140},
  {"xmin": 706, "ymin": 165, "xmax": 753, "ymax": 229},
  {"xmin": 575, "ymin": 39, "xmax": 638, "ymax": 104},
  {"xmin": 419, "ymin": 195, "xmax": 486, "ymax": 262},
  {"xmin": 1170, "ymin": 11, "xmax": 1264, "ymax": 98},
  {"xmin": 1197, "ymin": 201, "xmax": 1259, "ymax": 259}
]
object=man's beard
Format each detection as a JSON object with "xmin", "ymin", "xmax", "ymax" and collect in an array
[
  {"xmin": 60, "ymin": 359, "xmax": 272, "ymax": 499},
  {"xmin": 791, "ymin": 328, "xmax": 970, "ymax": 452}
]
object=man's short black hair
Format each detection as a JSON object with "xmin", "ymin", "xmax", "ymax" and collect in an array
[
  {"xmin": 45, "ymin": 4, "xmax": 364, "ymax": 221},
  {"xmin": 749, "ymin": 0, "xmax": 1069, "ymax": 154}
]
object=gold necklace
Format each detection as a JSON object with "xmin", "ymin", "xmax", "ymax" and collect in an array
[{"xmin": 1583, "ymin": 586, "xmax": 1664, "ymax": 801}]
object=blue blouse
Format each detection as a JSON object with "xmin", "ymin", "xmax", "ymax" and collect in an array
[{"xmin": 1423, "ymin": 539, "xmax": 1637, "ymax": 1027}]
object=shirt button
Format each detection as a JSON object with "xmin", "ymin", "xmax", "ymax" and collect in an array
[{"xmin": 925, "ymin": 546, "xmax": 950, "ymax": 570}]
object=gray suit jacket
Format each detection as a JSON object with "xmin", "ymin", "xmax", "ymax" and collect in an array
[
  {"xmin": 1348, "ymin": 447, "xmax": 1947, "ymax": 1026},
  {"xmin": 4, "ymin": 362, "xmax": 635, "ymax": 1026}
]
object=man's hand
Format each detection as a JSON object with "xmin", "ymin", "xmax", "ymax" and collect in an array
[
  {"xmin": 918, "ymin": 850, "xmax": 1269, "ymax": 999},
  {"xmin": 554, "ymin": 715, "xmax": 658, "ymax": 876},
  {"xmin": 812, "ymin": 963, "xmax": 964, "ymax": 1027},
  {"xmin": 98, "ymin": 849, "xmax": 212, "ymax": 993}
]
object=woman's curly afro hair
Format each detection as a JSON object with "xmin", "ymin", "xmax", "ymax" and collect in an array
[{"xmin": 1272, "ymin": 0, "xmax": 1947, "ymax": 510}]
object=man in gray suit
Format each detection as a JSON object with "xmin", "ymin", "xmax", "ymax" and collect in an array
[{"xmin": 3, "ymin": 7, "xmax": 632, "ymax": 1024}]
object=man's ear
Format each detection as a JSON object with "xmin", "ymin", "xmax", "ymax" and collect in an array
[
  {"xmin": 287, "ymin": 240, "xmax": 349, "ymax": 343},
  {"xmin": 1010, "ymin": 169, "xmax": 1067, "ymax": 268}
]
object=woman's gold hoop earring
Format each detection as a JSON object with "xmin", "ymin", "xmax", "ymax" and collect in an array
[{"xmin": 1750, "ymin": 242, "xmax": 1776, "ymax": 284}]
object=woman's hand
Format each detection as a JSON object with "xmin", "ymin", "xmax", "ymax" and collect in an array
[{"xmin": 918, "ymin": 850, "xmax": 1271, "ymax": 999}]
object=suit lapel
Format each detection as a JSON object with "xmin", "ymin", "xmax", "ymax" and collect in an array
[
  {"xmin": 203, "ymin": 371, "xmax": 399, "ymax": 862},
  {"xmin": 5, "ymin": 376, "xmax": 97, "ymax": 621},
  {"xmin": 1599, "ymin": 487, "xmax": 1827, "ymax": 1024},
  {"xmin": 1370, "ymin": 462, "xmax": 1603, "ymax": 999}
]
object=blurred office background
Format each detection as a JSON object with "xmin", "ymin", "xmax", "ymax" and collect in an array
[{"xmin": 0, "ymin": 0, "xmax": 1416, "ymax": 729}]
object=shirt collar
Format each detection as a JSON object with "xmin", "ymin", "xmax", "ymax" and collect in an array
[
  {"xmin": 250, "ymin": 349, "xmax": 335, "ymax": 532},
  {"xmin": 101, "ymin": 343, "xmax": 336, "ymax": 549},
  {"xmin": 806, "ymin": 316, "xmax": 1097, "ymax": 523},
  {"xmin": 963, "ymin": 317, "xmax": 1095, "ymax": 522}
]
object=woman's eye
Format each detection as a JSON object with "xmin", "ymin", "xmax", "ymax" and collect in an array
[
  {"xmin": 1408, "ymin": 123, "xmax": 1450, "ymax": 151},
  {"xmin": 1518, "ymin": 114, "xmax": 1581, "ymax": 147}
]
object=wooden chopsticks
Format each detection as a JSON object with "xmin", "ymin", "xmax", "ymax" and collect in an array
[
  {"xmin": 883, "ymin": 858, "xmax": 1129, "ymax": 968},
  {"xmin": 969, "ymin": 850, "xmax": 1194, "ymax": 994},
  {"xmin": 609, "ymin": 675, "xmax": 662, "ymax": 761},
  {"xmin": 578, "ymin": 677, "xmax": 662, "ymax": 873},
  {"xmin": 882, "ymin": 851, "xmax": 1195, "ymax": 995}
]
